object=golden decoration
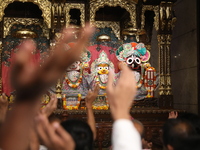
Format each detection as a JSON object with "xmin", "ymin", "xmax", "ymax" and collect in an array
[
  {"xmin": 56, "ymin": 79, "xmax": 62, "ymax": 99},
  {"xmin": 96, "ymin": 34, "xmax": 111, "ymax": 42},
  {"xmin": 165, "ymin": 35, "xmax": 172, "ymax": 95},
  {"xmin": 95, "ymin": 21, "xmax": 120, "ymax": 40},
  {"xmin": 157, "ymin": 2, "xmax": 175, "ymax": 96},
  {"xmin": 13, "ymin": 28, "xmax": 38, "ymax": 38},
  {"xmin": 51, "ymin": 3, "xmax": 58, "ymax": 29},
  {"xmin": 157, "ymin": 34, "xmax": 173, "ymax": 95},
  {"xmin": 141, "ymin": 5, "xmax": 159, "ymax": 31},
  {"xmin": 157, "ymin": 34, "xmax": 166, "ymax": 95},
  {"xmin": 65, "ymin": 3, "xmax": 85, "ymax": 27},
  {"xmin": 0, "ymin": 40, "xmax": 2, "ymax": 93},
  {"xmin": 62, "ymin": 94, "xmax": 81, "ymax": 110},
  {"xmin": 90, "ymin": 0, "xmax": 137, "ymax": 29},
  {"xmin": 122, "ymin": 27, "xmax": 137, "ymax": 36},
  {"xmin": 145, "ymin": 44, "xmax": 151, "ymax": 52},
  {"xmin": 3, "ymin": 17, "xmax": 49, "ymax": 39},
  {"xmin": 0, "ymin": 0, "xmax": 51, "ymax": 28}
]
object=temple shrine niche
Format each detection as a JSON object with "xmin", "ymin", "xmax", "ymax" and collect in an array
[
  {"xmin": 116, "ymin": 42, "xmax": 158, "ymax": 100},
  {"xmin": 0, "ymin": 0, "xmax": 184, "ymax": 149}
]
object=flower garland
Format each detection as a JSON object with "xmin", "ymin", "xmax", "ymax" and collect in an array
[
  {"xmin": 95, "ymin": 75, "xmax": 107, "ymax": 89},
  {"xmin": 92, "ymin": 105, "xmax": 109, "ymax": 110},
  {"xmin": 92, "ymin": 94, "xmax": 109, "ymax": 110},
  {"xmin": 144, "ymin": 67, "xmax": 157, "ymax": 98},
  {"xmin": 62, "ymin": 94, "xmax": 81, "ymax": 110},
  {"xmin": 96, "ymin": 81, "xmax": 107, "ymax": 89},
  {"xmin": 65, "ymin": 71, "xmax": 83, "ymax": 88}
]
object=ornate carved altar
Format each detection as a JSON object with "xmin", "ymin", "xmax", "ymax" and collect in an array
[
  {"xmin": 53, "ymin": 108, "xmax": 185, "ymax": 150},
  {"xmin": 0, "ymin": 0, "xmax": 179, "ymax": 149}
]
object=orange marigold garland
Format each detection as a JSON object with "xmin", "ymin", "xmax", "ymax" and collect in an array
[
  {"xmin": 65, "ymin": 71, "xmax": 83, "ymax": 88},
  {"xmin": 62, "ymin": 94, "xmax": 81, "ymax": 110}
]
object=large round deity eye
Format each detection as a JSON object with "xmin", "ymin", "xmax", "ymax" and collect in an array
[
  {"xmin": 135, "ymin": 57, "xmax": 141, "ymax": 64},
  {"xmin": 98, "ymin": 67, "xmax": 103, "ymax": 70},
  {"xmin": 126, "ymin": 57, "xmax": 134, "ymax": 64},
  {"xmin": 104, "ymin": 67, "xmax": 109, "ymax": 70},
  {"xmin": 75, "ymin": 61, "xmax": 80, "ymax": 65}
]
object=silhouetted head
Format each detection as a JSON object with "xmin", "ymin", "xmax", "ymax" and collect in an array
[
  {"xmin": 178, "ymin": 112, "xmax": 200, "ymax": 135},
  {"xmin": 162, "ymin": 118, "xmax": 200, "ymax": 150},
  {"xmin": 61, "ymin": 119, "xmax": 93, "ymax": 150}
]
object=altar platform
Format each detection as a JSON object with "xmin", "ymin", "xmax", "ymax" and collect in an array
[{"xmin": 53, "ymin": 108, "xmax": 186, "ymax": 150}]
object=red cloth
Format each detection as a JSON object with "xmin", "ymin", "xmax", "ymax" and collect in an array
[{"xmin": 2, "ymin": 46, "xmax": 40, "ymax": 96}]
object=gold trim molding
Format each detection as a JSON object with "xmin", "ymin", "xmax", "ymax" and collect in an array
[
  {"xmin": 0, "ymin": 40, "xmax": 2, "ymax": 93},
  {"xmin": 65, "ymin": 3, "xmax": 85, "ymax": 27},
  {"xmin": 141, "ymin": 5, "xmax": 159, "ymax": 31},
  {"xmin": 90, "ymin": 0, "xmax": 137, "ymax": 28},
  {"xmin": 0, "ymin": 0, "xmax": 51, "ymax": 28},
  {"xmin": 95, "ymin": 21, "xmax": 120, "ymax": 40},
  {"xmin": 4, "ymin": 17, "xmax": 49, "ymax": 39}
]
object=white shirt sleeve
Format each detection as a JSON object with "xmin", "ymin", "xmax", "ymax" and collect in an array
[
  {"xmin": 39, "ymin": 145, "xmax": 48, "ymax": 150},
  {"xmin": 112, "ymin": 119, "xmax": 142, "ymax": 150}
]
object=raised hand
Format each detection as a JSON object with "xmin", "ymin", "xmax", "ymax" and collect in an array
[
  {"xmin": 85, "ymin": 84, "xmax": 100, "ymax": 109},
  {"xmin": 0, "ymin": 24, "xmax": 94, "ymax": 150},
  {"xmin": 42, "ymin": 94, "xmax": 58, "ymax": 117},
  {"xmin": 35, "ymin": 113, "xmax": 75, "ymax": 150},
  {"xmin": 11, "ymin": 24, "xmax": 94, "ymax": 101},
  {"xmin": 85, "ymin": 84, "xmax": 100, "ymax": 140},
  {"xmin": 168, "ymin": 111, "xmax": 178, "ymax": 119},
  {"xmin": 106, "ymin": 64, "xmax": 137, "ymax": 120}
]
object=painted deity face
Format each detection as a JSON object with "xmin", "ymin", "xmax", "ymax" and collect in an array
[
  {"xmin": 67, "ymin": 61, "xmax": 81, "ymax": 71},
  {"xmin": 126, "ymin": 55, "xmax": 141, "ymax": 71},
  {"xmin": 97, "ymin": 63, "xmax": 109, "ymax": 75}
]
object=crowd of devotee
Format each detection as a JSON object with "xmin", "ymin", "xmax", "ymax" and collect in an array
[{"xmin": 0, "ymin": 24, "xmax": 200, "ymax": 150}]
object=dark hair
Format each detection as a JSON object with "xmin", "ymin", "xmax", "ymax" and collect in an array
[
  {"xmin": 61, "ymin": 119, "xmax": 93, "ymax": 150},
  {"xmin": 178, "ymin": 112, "xmax": 200, "ymax": 135},
  {"xmin": 162, "ymin": 118, "xmax": 199, "ymax": 150}
]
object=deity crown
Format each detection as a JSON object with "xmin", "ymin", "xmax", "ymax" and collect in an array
[{"xmin": 96, "ymin": 51, "xmax": 110, "ymax": 65}]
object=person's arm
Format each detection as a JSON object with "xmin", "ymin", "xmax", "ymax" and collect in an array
[
  {"xmin": 42, "ymin": 94, "xmax": 58, "ymax": 117},
  {"xmin": 29, "ymin": 94, "xmax": 62, "ymax": 150},
  {"xmin": 106, "ymin": 65, "xmax": 142, "ymax": 150},
  {"xmin": 35, "ymin": 112, "xmax": 75, "ymax": 150},
  {"xmin": 0, "ymin": 24, "xmax": 94, "ymax": 150},
  {"xmin": 0, "ymin": 101, "xmax": 40, "ymax": 150},
  {"xmin": 112, "ymin": 119, "xmax": 142, "ymax": 150},
  {"xmin": 85, "ymin": 84, "xmax": 100, "ymax": 140},
  {"xmin": 0, "ymin": 94, "xmax": 8, "ymax": 124}
]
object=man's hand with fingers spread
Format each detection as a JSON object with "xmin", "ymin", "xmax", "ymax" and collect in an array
[
  {"xmin": 42, "ymin": 94, "xmax": 58, "ymax": 117},
  {"xmin": 106, "ymin": 64, "xmax": 136, "ymax": 120},
  {"xmin": 35, "ymin": 113, "xmax": 75, "ymax": 150}
]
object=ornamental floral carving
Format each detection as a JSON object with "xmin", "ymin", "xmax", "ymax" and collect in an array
[
  {"xmin": 90, "ymin": 0, "xmax": 137, "ymax": 28},
  {"xmin": 0, "ymin": 0, "xmax": 51, "ymax": 28}
]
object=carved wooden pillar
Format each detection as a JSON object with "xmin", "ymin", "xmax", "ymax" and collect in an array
[
  {"xmin": 0, "ymin": 40, "xmax": 2, "ymax": 94},
  {"xmin": 157, "ymin": 1, "xmax": 176, "ymax": 108},
  {"xmin": 51, "ymin": 1, "xmax": 66, "ymax": 36},
  {"xmin": 65, "ymin": 3, "xmax": 85, "ymax": 27},
  {"xmin": 157, "ymin": 34, "xmax": 166, "ymax": 96},
  {"xmin": 0, "ymin": 21, "xmax": 2, "ymax": 93}
]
